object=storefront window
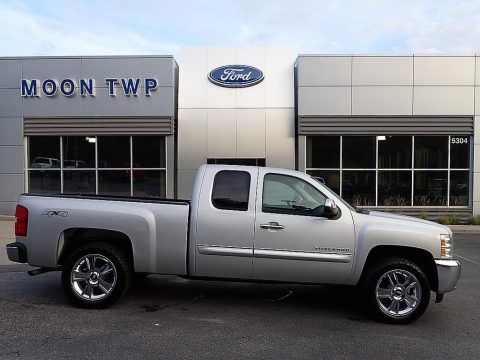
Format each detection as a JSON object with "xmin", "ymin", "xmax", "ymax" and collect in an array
[
  {"xmin": 306, "ymin": 135, "xmax": 471, "ymax": 208},
  {"xmin": 133, "ymin": 136, "xmax": 166, "ymax": 168},
  {"xmin": 450, "ymin": 171, "xmax": 469, "ymax": 206},
  {"xmin": 28, "ymin": 170, "xmax": 60, "ymax": 194},
  {"xmin": 98, "ymin": 136, "xmax": 130, "ymax": 168},
  {"xmin": 63, "ymin": 171, "xmax": 96, "ymax": 194},
  {"xmin": 342, "ymin": 136, "xmax": 376, "ymax": 169},
  {"xmin": 63, "ymin": 136, "xmax": 95, "ymax": 168},
  {"xmin": 414, "ymin": 171, "xmax": 448, "ymax": 206},
  {"xmin": 414, "ymin": 136, "xmax": 448, "ymax": 168},
  {"xmin": 27, "ymin": 136, "xmax": 167, "ymax": 198},
  {"xmin": 450, "ymin": 137, "xmax": 469, "ymax": 169},
  {"xmin": 29, "ymin": 136, "xmax": 60, "ymax": 168},
  {"xmin": 133, "ymin": 170, "xmax": 166, "ymax": 198},
  {"xmin": 307, "ymin": 170, "xmax": 340, "ymax": 195},
  {"xmin": 378, "ymin": 171, "xmax": 411, "ymax": 206},
  {"xmin": 378, "ymin": 136, "xmax": 411, "ymax": 169},
  {"xmin": 28, "ymin": 136, "xmax": 61, "ymax": 194},
  {"xmin": 306, "ymin": 136, "xmax": 340, "ymax": 168},
  {"xmin": 342, "ymin": 170, "xmax": 376, "ymax": 206},
  {"xmin": 98, "ymin": 171, "xmax": 131, "ymax": 196}
]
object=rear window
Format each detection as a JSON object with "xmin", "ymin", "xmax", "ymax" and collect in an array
[{"xmin": 211, "ymin": 170, "xmax": 251, "ymax": 211}]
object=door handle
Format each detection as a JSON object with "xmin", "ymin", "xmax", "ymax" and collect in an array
[{"xmin": 260, "ymin": 222, "xmax": 285, "ymax": 230}]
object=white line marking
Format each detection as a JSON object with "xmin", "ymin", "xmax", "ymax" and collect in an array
[{"xmin": 455, "ymin": 254, "xmax": 480, "ymax": 267}]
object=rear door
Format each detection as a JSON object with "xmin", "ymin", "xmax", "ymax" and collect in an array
[{"xmin": 194, "ymin": 166, "xmax": 258, "ymax": 279}]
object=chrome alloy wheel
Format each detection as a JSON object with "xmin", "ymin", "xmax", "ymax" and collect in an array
[
  {"xmin": 375, "ymin": 269, "xmax": 422, "ymax": 318},
  {"xmin": 70, "ymin": 254, "xmax": 117, "ymax": 301}
]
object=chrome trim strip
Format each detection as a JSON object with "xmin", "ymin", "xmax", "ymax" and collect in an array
[
  {"xmin": 197, "ymin": 245, "xmax": 253, "ymax": 257},
  {"xmin": 254, "ymin": 248, "xmax": 352, "ymax": 263}
]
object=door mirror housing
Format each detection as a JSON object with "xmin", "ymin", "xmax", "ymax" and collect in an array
[{"xmin": 324, "ymin": 198, "xmax": 339, "ymax": 218}]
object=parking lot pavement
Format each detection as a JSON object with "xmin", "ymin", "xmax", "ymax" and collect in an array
[
  {"xmin": 0, "ymin": 234, "xmax": 479, "ymax": 359},
  {"xmin": 0, "ymin": 221, "xmax": 14, "ymax": 265}
]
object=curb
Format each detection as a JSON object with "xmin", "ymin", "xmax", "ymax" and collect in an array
[{"xmin": 448, "ymin": 225, "xmax": 480, "ymax": 235}]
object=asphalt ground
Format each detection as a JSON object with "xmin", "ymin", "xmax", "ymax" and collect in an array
[{"xmin": 0, "ymin": 234, "xmax": 479, "ymax": 359}]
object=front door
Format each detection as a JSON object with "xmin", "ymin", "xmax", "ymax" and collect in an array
[{"xmin": 252, "ymin": 170, "xmax": 355, "ymax": 284}]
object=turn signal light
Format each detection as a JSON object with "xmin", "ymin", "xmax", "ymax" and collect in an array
[
  {"xmin": 15, "ymin": 205, "xmax": 28, "ymax": 236},
  {"xmin": 440, "ymin": 234, "xmax": 453, "ymax": 259}
]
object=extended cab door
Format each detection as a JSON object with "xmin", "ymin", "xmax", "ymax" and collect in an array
[
  {"xmin": 193, "ymin": 166, "xmax": 258, "ymax": 279},
  {"xmin": 252, "ymin": 169, "xmax": 355, "ymax": 284}
]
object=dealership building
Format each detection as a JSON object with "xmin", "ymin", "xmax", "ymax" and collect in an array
[{"xmin": 0, "ymin": 46, "xmax": 479, "ymax": 219}]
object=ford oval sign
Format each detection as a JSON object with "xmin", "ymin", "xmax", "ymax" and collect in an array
[{"xmin": 208, "ymin": 65, "xmax": 264, "ymax": 88}]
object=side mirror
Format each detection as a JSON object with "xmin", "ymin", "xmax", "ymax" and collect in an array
[{"xmin": 324, "ymin": 198, "xmax": 338, "ymax": 218}]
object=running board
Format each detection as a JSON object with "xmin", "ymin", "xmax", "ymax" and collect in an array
[{"xmin": 28, "ymin": 268, "xmax": 53, "ymax": 276}]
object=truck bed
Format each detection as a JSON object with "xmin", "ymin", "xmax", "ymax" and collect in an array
[{"xmin": 17, "ymin": 193, "xmax": 191, "ymax": 275}]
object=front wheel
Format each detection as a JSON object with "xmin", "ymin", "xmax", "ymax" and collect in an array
[
  {"xmin": 362, "ymin": 257, "xmax": 430, "ymax": 324},
  {"xmin": 61, "ymin": 242, "xmax": 132, "ymax": 309}
]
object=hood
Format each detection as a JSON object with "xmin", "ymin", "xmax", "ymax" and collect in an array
[{"xmin": 367, "ymin": 211, "xmax": 451, "ymax": 233}]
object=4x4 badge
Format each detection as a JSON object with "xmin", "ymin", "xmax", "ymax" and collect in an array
[{"xmin": 41, "ymin": 210, "xmax": 69, "ymax": 217}]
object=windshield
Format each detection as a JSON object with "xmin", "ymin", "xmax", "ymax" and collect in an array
[{"xmin": 311, "ymin": 176, "xmax": 358, "ymax": 213}]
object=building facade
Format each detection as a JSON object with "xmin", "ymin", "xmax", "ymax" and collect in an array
[
  {"xmin": 296, "ymin": 55, "xmax": 478, "ymax": 219},
  {"xmin": 0, "ymin": 48, "xmax": 479, "ymax": 219}
]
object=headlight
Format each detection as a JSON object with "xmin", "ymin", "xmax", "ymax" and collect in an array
[{"xmin": 440, "ymin": 234, "xmax": 453, "ymax": 259}]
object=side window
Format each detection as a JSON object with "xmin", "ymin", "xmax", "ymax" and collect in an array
[
  {"xmin": 262, "ymin": 174, "xmax": 326, "ymax": 216},
  {"xmin": 212, "ymin": 170, "xmax": 251, "ymax": 211}
]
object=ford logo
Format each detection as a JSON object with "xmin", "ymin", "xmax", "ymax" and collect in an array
[{"xmin": 208, "ymin": 65, "xmax": 264, "ymax": 88}]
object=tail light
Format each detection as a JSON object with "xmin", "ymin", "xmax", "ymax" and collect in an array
[{"xmin": 15, "ymin": 205, "xmax": 28, "ymax": 236}]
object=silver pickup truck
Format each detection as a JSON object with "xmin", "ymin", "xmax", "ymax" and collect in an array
[{"xmin": 7, "ymin": 165, "xmax": 461, "ymax": 324}]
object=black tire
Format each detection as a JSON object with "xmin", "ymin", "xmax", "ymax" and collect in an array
[
  {"xmin": 361, "ymin": 257, "xmax": 430, "ymax": 324},
  {"xmin": 61, "ymin": 242, "xmax": 132, "ymax": 309}
]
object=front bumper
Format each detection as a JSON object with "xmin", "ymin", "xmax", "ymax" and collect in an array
[
  {"xmin": 6, "ymin": 242, "xmax": 28, "ymax": 263},
  {"xmin": 435, "ymin": 259, "xmax": 461, "ymax": 294}
]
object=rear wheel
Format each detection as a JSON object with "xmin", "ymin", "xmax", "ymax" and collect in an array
[
  {"xmin": 362, "ymin": 257, "xmax": 430, "ymax": 324},
  {"xmin": 61, "ymin": 242, "xmax": 132, "ymax": 309}
]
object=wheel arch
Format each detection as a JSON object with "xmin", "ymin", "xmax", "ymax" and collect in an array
[
  {"xmin": 57, "ymin": 228, "xmax": 135, "ymax": 270},
  {"xmin": 359, "ymin": 245, "xmax": 438, "ymax": 292}
]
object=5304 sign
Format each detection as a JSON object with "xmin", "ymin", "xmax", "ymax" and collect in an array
[{"xmin": 451, "ymin": 137, "xmax": 468, "ymax": 144}]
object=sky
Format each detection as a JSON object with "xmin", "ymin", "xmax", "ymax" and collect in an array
[{"xmin": 0, "ymin": 0, "xmax": 479, "ymax": 59}]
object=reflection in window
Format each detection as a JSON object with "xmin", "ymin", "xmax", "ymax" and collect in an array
[
  {"xmin": 342, "ymin": 136, "xmax": 376, "ymax": 169},
  {"xmin": 306, "ymin": 136, "xmax": 340, "ymax": 168},
  {"xmin": 414, "ymin": 171, "xmax": 448, "ymax": 206},
  {"xmin": 63, "ymin": 136, "xmax": 95, "ymax": 168},
  {"xmin": 414, "ymin": 136, "xmax": 448, "ymax": 169},
  {"xmin": 27, "ymin": 136, "xmax": 167, "ymax": 198},
  {"xmin": 378, "ymin": 136, "xmax": 411, "ymax": 169},
  {"xmin": 378, "ymin": 171, "xmax": 411, "ymax": 206},
  {"xmin": 29, "ymin": 137, "xmax": 60, "ymax": 168},
  {"xmin": 342, "ymin": 171, "xmax": 376, "ymax": 206}
]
